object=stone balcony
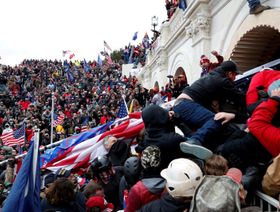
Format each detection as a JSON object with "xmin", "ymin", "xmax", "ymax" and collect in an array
[{"xmin": 145, "ymin": 0, "xmax": 211, "ymax": 70}]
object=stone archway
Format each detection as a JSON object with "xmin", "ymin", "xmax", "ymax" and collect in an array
[
  {"xmin": 226, "ymin": 10, "xmax": 280, "ymax": 73},
  {"xmin": 230, "ymin": 26, "xmax": 280, "ymax": 72}
]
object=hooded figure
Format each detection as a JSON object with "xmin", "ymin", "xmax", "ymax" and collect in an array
[{"xmin": 138, "ymin": 105, "xmax": 186, "ymax": 168}]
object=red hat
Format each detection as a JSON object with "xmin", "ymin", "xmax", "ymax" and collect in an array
[
  {"xmin": 86, "ymin": 196, "xmax": 106, "ymax": 210},
  {"xmin": 200, "ymin": 55, "xmax": 210, "ymax": 65},
  {"xmin": 226, "ymin": 168, "xmax": 242, "ymax": 184}
]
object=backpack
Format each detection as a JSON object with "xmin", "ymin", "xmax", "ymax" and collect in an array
[
  {"xmin": 262, "ymin": 154, "xmax": 280, "ymax": 196},
  {"xmin": 190, "ymin": 176, "xmax": 241, "ymax": 212}
]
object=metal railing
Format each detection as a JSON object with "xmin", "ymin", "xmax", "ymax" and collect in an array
[{"xmin": 254, "ymin": 191, "xmax": 279, "ymax": 212}]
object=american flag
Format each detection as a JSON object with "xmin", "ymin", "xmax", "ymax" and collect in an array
[
  {"xmin": 105, "ymin": 55, "xmax": 113, "ymax": 65},
  {"xmin": 104, "ymin": 40, "xmax": 112, "ymax": 52},
  {"xmin": 0, "ymin": 124, "xmax": 25, "ymax": 147},
  {"xmin": 80, "ymin": 121, "xmax": 89, "ymax": 133},
  {"xmin": 118, "ymin": 98, "xmax": 129, "ymax": 118},
  {"xmin": 42, "ymin": 113, "xmax": 143, "ymax": 173},
  {"xmin": 103, "ymin": 50, "xmax": 113, "ymax": 65},
  {"xmin": 54, "ymin": 112, "xmax": 64, "ymax": 127}
]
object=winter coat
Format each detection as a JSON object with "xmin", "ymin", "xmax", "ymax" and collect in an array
[
  {"xmin": 183, "ymin": 68, "xmax": 243, "ymax": 109},
  {"xmin": 140, "ymin": 105, "xmax": 186, "ymax": 168},
  {"xmin": 248, "ymin": 97, "xmax": 280, "ymax": 157},
  {"xmin": 125, "ymin": 178, "xmax": 165, "ymax": 212},
  {"xmin": 138, "ymin": 193, "xmax": 191, "ymax": 212},
  {"xmin": 246, "ymin": 70, "xmax": 280, "ymax": 106}
]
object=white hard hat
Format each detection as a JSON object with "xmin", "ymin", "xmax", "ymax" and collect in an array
[{"xmin": 161, "ymin": 158, "xmax": 203, "ymax": 198}]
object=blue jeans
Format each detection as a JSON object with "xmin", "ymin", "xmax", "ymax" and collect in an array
[
  {"xmin": 173, "ymin": 99, "xmax": 221, "ymax": 144},
  {"xmin": 247, "ymin": 0, "xmax": 260, "ymax": 10}
]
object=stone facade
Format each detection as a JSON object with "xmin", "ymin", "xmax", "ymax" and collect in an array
[{"xmin": 134, "ymin": 0, "xmax": 280, "ymax": 89}]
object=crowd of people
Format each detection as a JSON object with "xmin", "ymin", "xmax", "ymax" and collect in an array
[
  {"xmin": 165, "ymin": 0, "xmax": 182, "ymax": 20},
  {"xmin": 0, "ymin": 54, "xmax": 279, "ymax": 211},
  {"xmin": 0, "ymin": 1, "xmax": 277, "ymax": 211},
  {"xmin": 0, "ymin": 58, "xmax": 151, "ymax": 148},
  {"xmin": 122, "ymin": 38, "xmax": 149, "ymax": 68},
  {"xmin": 121, "ymin": 0, "xmax": 190, "ymax": 69},
  {"xmin": 0, "ymin": 55, "xmax": 196, "ymax": 207}
]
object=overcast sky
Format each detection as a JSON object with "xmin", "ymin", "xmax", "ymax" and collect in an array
[{"xmin": 0, "ymin": 0, "xmax": 167, "ymax": 65}]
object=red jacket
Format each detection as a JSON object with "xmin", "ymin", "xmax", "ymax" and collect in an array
[
  {"xmin": 64, "ymin": 109, "xmax": 72, "ymax": 119},
  {"xmin": 25, "ymin": 128, "xmax": 34, "ymax": 142},
  {"xmin": 18, "ymin": 100, "xmax": 31, "ymax": 110},
  {"xmin": 208, "ymin": 54, "xmax": 224, "ymax": 73},
  {"xmin": 200, "ymin": 54, "xmax": 224, "ymax": 77},
  {"xmin": 246, "ymin": 70, "xmax": 280, "ymax": 106},
  {"xmin": 125, "ymin": 179, "xmax": 164, "ymax": 212},
  {"xmin": 248, "ymin": 98, "xmax": 280, "ymax": 157}
]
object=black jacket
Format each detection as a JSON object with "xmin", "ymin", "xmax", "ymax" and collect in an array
[
  {"xmin": 138, "ymin": 193, "xmax": 191, "ymax": 212},
  {"xmin": 144, "ymin": 128, "xmax": 185, "ymax": 169},
  {"xmin": 139, "ymin": 105, "xmax": 186, "ymax": 168},
  {"xmin": 183, "ymin": 68, "xmax": 243, "ymax": 110}
]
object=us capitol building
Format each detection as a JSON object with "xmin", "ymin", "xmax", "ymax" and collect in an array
[{"xmin": 127, "ymin": 0, "xmax": 280, "ymax": 89}]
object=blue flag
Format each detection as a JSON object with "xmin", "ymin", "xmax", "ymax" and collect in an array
[
  {"xmin": 83, "ymin": 58, "xmax": 91, "ymax": 72},
  {"xmin": 97, "ymin": 54, "xmax": 103, "ymax": 66},
  {"xmin": 117, "ymin": 98, "xmax": 128, "ymax": 118},
  {"xmin": 40, "ymin": 122, "xmax": 113, "ymax": 166},
  {"xmin": 132, "ymin": 31, "xmax": 138, "ymax": 41},
  {"xmin": 64, "ymin": 60, "xmax": 74, "ymax": 83},
  {"xmin": 179, "ymin": 0, "xmax": 187, "ymax": 10},
  {"xmin": 3, "ymin": 140, "xmax": 41, "ymax": 212}
]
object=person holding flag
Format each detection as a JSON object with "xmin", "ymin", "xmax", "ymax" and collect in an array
[{"xmin": 0, "ymin": 123, "xmax": 25, "ymax": 147}]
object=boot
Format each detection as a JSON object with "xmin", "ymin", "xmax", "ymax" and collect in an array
[
  {"xmin": 180, "ymin": 139, "xmax": 213, "ymax": 160},
  {"xmin": 250, "ymin": 5, "xmax": 271, "ymax": 15}
]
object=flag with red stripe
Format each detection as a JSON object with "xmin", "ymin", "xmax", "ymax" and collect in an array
[
  {"xmin": 42, "ymin": 113, "xmax": 143, "ymax": 172},
  {"xmin": 80, "ymin": 122, "xmax": 89, "ymax": 133},
  {"xmin": 103, "ymin": 51, "xmax": 113, "ymax": 65},
  {"xmin": 0, "ymin": 124, "xmax": 25, "ymax": 147},
  {"xmin": 54, "ymin": 112, "xmax": 64, "ymax": 127},
  {"xmin": 105, "ymin": 55, "xmax": 113, "ymax": 65}
]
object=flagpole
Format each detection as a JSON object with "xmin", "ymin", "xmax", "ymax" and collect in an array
[
  {"xmin": 33, "ymin": 128, "xmax": 40, "ymax": 182},
  {"xmin": 122, "ymin": 95, "xmax": 129, "ymax": 114},
  {"xmin": 50, "ymin": 92, "xmax": 54, "ymax": 144},
  {"xmin": 0, "ymin": 138, "xmax": 65, "ymax": 165}
]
